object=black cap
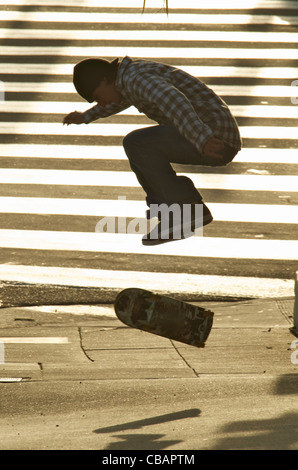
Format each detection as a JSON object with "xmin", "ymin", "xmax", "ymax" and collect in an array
[{"xmin": 73, "ymin": 58, "xmax": 119, "ymax": 103}]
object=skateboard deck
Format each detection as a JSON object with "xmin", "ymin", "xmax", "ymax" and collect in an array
[{"xmin": 114, "ymin": 288, "xmax": 213, "ymax": 348}]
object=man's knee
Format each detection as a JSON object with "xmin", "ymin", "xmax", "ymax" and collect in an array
[
  {"xmin": 122, "ymin": 131, "xmax": 134, "ymax": 153},
  {"xmin": 123, "ymin": 128, "xmax": 144, "ymax": 155}
]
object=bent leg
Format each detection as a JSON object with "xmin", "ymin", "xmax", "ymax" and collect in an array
[{"xmin": 123, "ymin": 125, "xmax": 203, "ymax": 206}]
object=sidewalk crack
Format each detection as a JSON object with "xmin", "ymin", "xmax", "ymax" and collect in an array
[
  {"xmin": 170, "ymin": 340, "xmax": 199, "ymax": 377},
  {"xmin": 78, "ymin": 327, "xmax": 94, "ymax": 363}
]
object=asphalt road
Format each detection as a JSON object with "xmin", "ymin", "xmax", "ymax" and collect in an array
[{"xmin": 0, "ymin": 298, "xmax": 297, "ymax": 451}]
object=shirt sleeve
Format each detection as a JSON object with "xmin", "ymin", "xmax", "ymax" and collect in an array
[
  {"xmin": 82, "ymin": 102, "xmax": 130, "ymax": 123},
  {"xmin": 134, "ymin": 74, "xmax": 214, "ymax": 154}
]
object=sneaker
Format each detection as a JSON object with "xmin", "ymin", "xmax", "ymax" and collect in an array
[{"xmin": 142, "ymin": 201, "xmax": 213, "ymax": 246}]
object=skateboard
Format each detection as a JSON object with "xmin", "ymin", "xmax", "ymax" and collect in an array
[{"xmin": 114, "ymin": 288, "xmax": 213, "ymax": 348}]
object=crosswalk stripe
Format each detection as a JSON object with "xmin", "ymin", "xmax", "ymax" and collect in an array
[
  {"xmin": 0, "ymin": 1, "xmax": 297, "ymax": 301},
  {"xmin": 0, "ymin": 0, "xmax": 294, "ymax": 9},
  {"xmin": 3, "ymin": 102, "xmax": 298, "ymax": 120},
  {"xmin": 1, "ymin": 64, "xmax": 297, "ymax": 79},
  {"xmin": 3, "ymin": 83, "xmax": 298, "ymax": 97},
  {"xmin": 1, "ymin": 123, "xmax": 298, "ymax": 141},
  {"xmin": 0, "ymin": 264, "xmax": 294, "ymax": 298},
  {"xmin": 2, "ymin": 46, "xmax": 298, "ymax": 59},
  {"xmin": 0, "ymin": 169, "xmax": 297, "ymax": 192},
  {"xmin": 0, "ymin": 197, "xmax": 298, "ymax": 225},
  {"xmin": 0, "ymin": 144, "xmax": 126, "ymax": 159},
  {"xmin": 0, "ymin": 122, "xmax": 152, "ymax": 136},
  {"xmin": 0, "ymin": 337, "xmax": 69, "ymax": 344},
  {"xmin": 0, "ymin": 229, "xmax": 297, "ymax": 260},
  {"xmin": 0, "ymin": 145, "xmax": 297, "ymax": 164},
  {"xmin": 2, "ymin": 28, "xmax": 298, "ymax": 43},
  {"xmin": 1, "ymin": 11, "xmax": 297, "ymax": 25},
  {"xmin": 231, "ymin": 106, "xmax": 298, "ymax": 119}
]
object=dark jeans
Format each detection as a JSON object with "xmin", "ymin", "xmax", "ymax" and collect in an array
[{"xmin": 123, "ymin": 124, "xmax": 238, "ymax": 206}]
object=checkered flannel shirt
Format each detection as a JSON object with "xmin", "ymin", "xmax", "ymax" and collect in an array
[{"xmin": 82, "ymin": 56, "xmax": 241, "ymax": 154}]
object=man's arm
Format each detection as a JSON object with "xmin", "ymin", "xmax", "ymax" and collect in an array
[
  {"xmin": 63, "ymin": 102, "xmax": 130, "ymax": 125},
  {"xmin": 63, "ymin": 111, "xmax": 84, "ymax": 125}
]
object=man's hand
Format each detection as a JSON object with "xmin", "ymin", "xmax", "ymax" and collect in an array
[
  {"xmin": 63, "ymin": 111, "xmax": 84, "ymax": 125},
  {"xmin": 203, "ymin": 137, "xmax": 224, "ymax": 159}
]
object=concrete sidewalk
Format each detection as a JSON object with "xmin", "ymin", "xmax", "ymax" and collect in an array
[{"xmin": 0, "ymin": 295, "xmax": 297, "ymax": 450}]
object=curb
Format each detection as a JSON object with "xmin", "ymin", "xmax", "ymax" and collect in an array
[
  {"xmin": 0, "ymin": 281, "xmax": 118, "ymax": 308},
  {"xmin": 0, "ymin": 280, "xmax": 296, "ymax": 308},
  {"xmin": 0, "ymin": 280, "xmax": 258, "ymax": 308}
]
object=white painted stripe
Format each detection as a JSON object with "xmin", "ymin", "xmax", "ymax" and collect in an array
[
  {"xmin": 0, "ymin": 144, "xmax": 127, "ymax": 159},
  {"xmin": 231, "ymin": 106, "xmax": 298, "ymax": 119},
  {"xmin": 210, "ymin": 203, "xmax": 298, "ymax": 224},
  {"xmin": 0, "ymin": 229, "xmax": 297, "ymax": 260},
  {"xmin": 0, "ymin": 144, "xmax": 297, "ymax": 164},
  {"xmin": 1, "ymin": 197, "xmax": 297, "ymax": 224},
  {"xmin": 234, "ymin": 148, "xmax": 298, "ymax": 164},
  {"xmin": 0, "ymin": 0, "xmax": 295, "ymax": 10},
  {"xmin": 0, "ymin": 101, "xmax": 91, "ymax": 115},
  {"xmin": 241, "ymin": 126, "xmax": 298, "ymax": 139},
  {"xmin": 0, "ymin": 342, "xmax": 4, "ymax": 364},
  {"xmin": 26, "ymin": 304, "xmax": 116, "ymax": 317},
  {"xmin": 0, "ymin": 337, "xmax": 69, "ymax": 344},
  {"xmin": 2, "ymin": 82, "xmax": 298, "ymax": 98},
  {"xmin": 1, "ymin": 83, "xmax": 85, "ymax": 92},
  {"xmin": 0, "ymin": 378, "xmax": 23, "ymax": 382},
  {"xmin": 2, "ymin": 46, "xmax": 298, "ymax": 59},
  {"xmin": 0, "ymin": 11, "xmax": 296, "ymax": 25},
  {"xmin": 0, "ymin": 122, "xmax": 152, "ymax": 136},
  {"xmin": 194, "ymin": 66, "xmax": 298, "ymax": 80},
  {"xmin": 2, "ymin": 28, "xmax": 298, "ymax": 43},
  {"xmin": 0, "ymin": 264, "xmax": 294, "ymax": 298},
  {"xmin": 4, "ymin": 101, "xmax": 298, "ymax": 120},
  {"xmin": 2, "ymin": 64, "xmax": 297, "ymax": 80},
  {"xmin": 215, "ymin": 86, "xmax": 298, "ymax": 98},
  {"xmin": 1, "ymin": 122, "xmax": 298, "ymax": 140},
  {"xmin": 0, "ymin": 197, "xmax": 148, "ymax": 217},
  {"xmin": 0, "ymin": 101, "xmax": 140, "ymax": 115},
  {"xmin": 0, "ymin": 169, "xmax": 296, "ymax": 192}
]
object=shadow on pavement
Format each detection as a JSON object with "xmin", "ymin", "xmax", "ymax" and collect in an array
[
  {"xmin": 104, "ymin": 433, "xmax": 182, "ymax": 451},
  {"xmin": 212, "ymin": 411, "xmax": 298, "ymax": 450},
  {"xmin": 93, "ymin": 408, "xmax": 201, "ymax": 434},
  {"xmin": 94, "ymin": 408, "xmax": 201, "ymax": 450}
]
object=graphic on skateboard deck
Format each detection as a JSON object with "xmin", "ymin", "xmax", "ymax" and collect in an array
[{"xmin": 114, "ymin": 288, "xmax": 214, "ymax": 348}]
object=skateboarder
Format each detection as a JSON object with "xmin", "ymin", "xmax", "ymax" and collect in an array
[{"xmin": 63, "ymin": 56, "xmax": 242, "ymax": 245}]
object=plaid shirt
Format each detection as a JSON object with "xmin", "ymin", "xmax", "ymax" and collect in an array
[{"xmin": 82, "ymin": 56, "xmax": 241, "ymax": 154}]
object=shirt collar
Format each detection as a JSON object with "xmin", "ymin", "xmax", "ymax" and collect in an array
[{"xmin": 115, "ymin": 56, "xmax": 132, "ymax": 96}]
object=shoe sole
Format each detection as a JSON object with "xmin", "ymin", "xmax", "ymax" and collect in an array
[{"xmin": 142, "ymin": 213, "xmax": 213, "ymax": 246}]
